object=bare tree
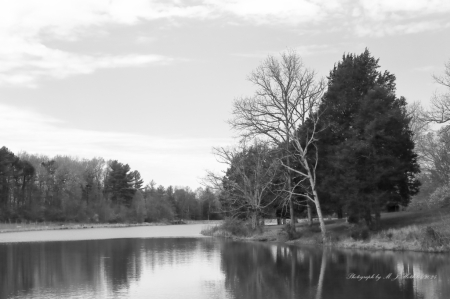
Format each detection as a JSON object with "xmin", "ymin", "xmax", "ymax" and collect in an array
[
  {"xmin": 229, "ymin": 51, "xmax": 327, "ymax": 239},
  {"xmin": 205, "ymin": 142, "xmax": 280, "ymax": 229},
  {"xmin": 417, "ymin": 126, "xmax": 450, "ymax": 186},
  {"xmin": 407, "ymin": 101, "xmax": 429, "ymax": 144},
  {"xmin": 422, "ymin": 60, "xmax": 450, "ymax": 123}
]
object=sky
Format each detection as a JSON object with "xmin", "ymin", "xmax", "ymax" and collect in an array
[{"xmin": 1, "ymin": 0, "xmax": 449, "ymax": 189}]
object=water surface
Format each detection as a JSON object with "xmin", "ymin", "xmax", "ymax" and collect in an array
[{"xmin": 0, "ymin": 226, "xmax": 449, "ymax": 299}]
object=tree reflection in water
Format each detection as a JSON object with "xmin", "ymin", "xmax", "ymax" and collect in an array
[
  {"xmin": 0, "ymin": 239, "xmax": 449, "ymax": 299},
  {"xmin": 219, "ymin": 241, "xmax": 450, "ymax": 299}
]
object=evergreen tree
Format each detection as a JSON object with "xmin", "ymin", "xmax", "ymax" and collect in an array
[
  {"xmin": 130, "ymin": 170, "xmax": 144, "ymax": 190},
  {"xmin": 104, "ymin": 160, "xmax": 135, "ymax": 206},
  {"xmin": 316, "ymin": 49, "xmax": 420, "ymax": 227}
]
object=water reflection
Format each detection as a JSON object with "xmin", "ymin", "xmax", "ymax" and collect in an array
[
  {"xmin": 219, "ymin": 242, "xmax": 449, "ymax": 299},
  {"xmin": 0, "ymin": 238, "xmax": 448, "ymax": 299},
  {"xmin": 0, "ymin": 239, "xmax": 228, "ymax": 299}
]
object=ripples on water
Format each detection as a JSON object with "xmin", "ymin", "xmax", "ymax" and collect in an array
[{"xmin": 0, "ymin": 228, "xmax": 449, "ymax": 299}]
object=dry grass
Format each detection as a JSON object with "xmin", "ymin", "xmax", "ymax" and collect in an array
[
  {"xmin": 286, "ymin": 207, "xmax": 450, "ymax": 252},
  {"xmin": 202, "ymin": 208, "xmax": 450, "ymax": 253}
]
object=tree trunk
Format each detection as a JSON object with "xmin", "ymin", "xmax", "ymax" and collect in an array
[
  {"xmin": 304, "ymin": 160, "xmax": 327, "ymax": 242},
  {"xmin": 373, "ymin": 208, "xmax": 381, "ymax": 230},
  {"xmin": 285, "ymin": 156, "xmax": 296, "ymax": 232},
  {"xmin": 251, "ymin": 211, "xmax": 258, "ymax": 230},
  {"xmin": 307, "ymin": 201, "xmax": 313, "ymax": 226},
  {"xmin": 314, "ymin": 190, "xmax": 327, "ymax": 242}
]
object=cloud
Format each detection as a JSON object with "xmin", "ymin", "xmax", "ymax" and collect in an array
[
  {"xmin": 0, "ymin": 45, "xmax": 171, "ymax": 87},
  {"xmin": 204, "ymin": 0, "xmax": 328, "ymax": 25},
  {"xmin": 1, "ymin": 0, "xmax": 450, "ymax": 87},
  {"xmin": 359, "ymin": 0, "xmax": 450, "ymax": 18},
  {"xmin": 0, "ymin": 0, "xmax": 206, "ymax": 87},
  {"xmin": 204, "ymin": 0, "xmax": 450, "ymax": 37},
  {"xmin": 206, "ymin": 0, "xmax": 450, "ymax": 36},
  {"xmin": 232, "ymin": 44, "xmax": 336, "ymax": 59},
  {"xmin": 0, "ymin": 104, "xmax": 231, "ymax": 187},
  {"xmin": 351, "ymin": 0, "xmax": 450, "ymax": 37}
]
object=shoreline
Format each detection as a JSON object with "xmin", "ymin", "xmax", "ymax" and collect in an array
[
  {"xmin": 0, "ymin": 222, "xmax": 164, "ymax": 234},
  {"xmin": 0, "ymin": 220, "xmax": 222, "ymax": 234},
  {"xmin": 201, "ymin": 212, "xmax": 450, "ymax": 253},
  {"xmin": 208, "ymin": 230, "xmax": 450, "ymax": 253}
]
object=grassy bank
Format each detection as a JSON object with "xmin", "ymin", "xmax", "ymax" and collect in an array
[
  {"xmin": 202, "ymin": 208, "xmax": 450, "ymax": 253},
  {"xmin": 324, "ymin": 208, "xmax": 450, "ymax": 253}
]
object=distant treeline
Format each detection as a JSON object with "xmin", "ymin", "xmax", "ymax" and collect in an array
[{"xmin": 0, "ymin": 147, "xmax": 221, "ymax": 223}]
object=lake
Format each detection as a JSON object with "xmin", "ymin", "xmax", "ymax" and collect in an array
[{"xmin": 0, "ymin": 225, "xmax": 448, "ymax": 299}]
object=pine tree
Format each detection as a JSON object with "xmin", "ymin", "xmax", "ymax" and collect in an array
[
  {"xmin": 316, "ymin": 49, "xmax": 420, "ymax": 227},
  {"xmin": 104, "ymin": 160, "xmax": 135, "ymax": 206}
]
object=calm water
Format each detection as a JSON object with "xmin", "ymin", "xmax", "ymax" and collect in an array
[{"xmin": 0, "ymin": 226, "xmax": 449, "ymax": 299}]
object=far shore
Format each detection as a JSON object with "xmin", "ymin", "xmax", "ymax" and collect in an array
[{"xmin": 0, "ymin": 220, "xmax": 222, "ymax": 234}]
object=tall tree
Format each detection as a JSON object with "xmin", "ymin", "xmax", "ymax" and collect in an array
[
  {"xmin": 104, "ymin": 160, "xmax": 135, "ymax": 206},
  {"xmin": 230, "ymin": 50, "xmax": 326, "ymax": 234},
  {"xmin": 316, "ymin": 49, "xmax": 420, "ymax": 227},
  {"xmin": 0, "ymin": 147, "xmax": 17, "ymax": 207},
  {"xmin": 130, "ymin": 170, "xmax": 144, "ymax": 190}
]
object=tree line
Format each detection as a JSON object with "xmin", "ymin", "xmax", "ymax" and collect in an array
[
  {"xmin": 208, "ymin": 49, "xmax": 426, "ymax": 241},
  {"xmin": 0, "ymin": 149, "xmax": 221, "ymax": 223}
]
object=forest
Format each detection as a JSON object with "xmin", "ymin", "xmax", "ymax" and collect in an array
[
  {"xmin": 0, "ymin": 150, "xmax": 221, "ymax": 223},
  {"xmin": 1, "ymin": 49, "xmax": 449, "ymax": 235}
]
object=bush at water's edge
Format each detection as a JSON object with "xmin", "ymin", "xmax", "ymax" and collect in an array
[{"xmin": 201, "ymin": 218, "xmax": 256, "ymax": 238}]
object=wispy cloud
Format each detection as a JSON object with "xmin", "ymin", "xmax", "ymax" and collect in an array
[
  {"xmin": 0, "ymin": 47, "xmax": 172, "ymax": 87},
  {"xmin": 0, "ymin": 104, "xmax": 231, "ymax": 187},
  {"xmin": 204, "ymin": 0, "xmax": 330, "ymax": 25},
  {"xmin": 205, "ymin": 0, "xmax": 450, "ymax": 37},
  {"xmin": 0, "ymin": 0, "xmax": 205, "ymax": 87},
  {"xmin": 232, "ymin": 44, "xmax": 336, "ymax": 59},
  {"xmin": 1, "ymin": 0, "xmax": 449, "ymax": 87},
  {"xmin": 351, "ymin": 0, "xmax": 450, "ymax": 37}
]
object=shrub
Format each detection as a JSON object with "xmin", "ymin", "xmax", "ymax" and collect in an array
[
  {"xmin": 350, "ymin": 226, "xmax": 370, "ymax": 241},
  {"xmin": 201, "ymin": 218, "xmax": 252, "ymax": 238},
  {"xmin": 307, "ymin": 225, "xmax": 322, "ymax": 233},
  {"xmin": 221, "ymin": 218, "xmax": 251, "ymax": 237},
  {"xmin": 94, "ymin": 202, "xmax": 114, "ymax": 223},
  {"xmin": 145, "ymin": 196, "xmax": 174, "ymax": 223},
  {"xmin": 429, "ymin": 185, "xmax": 450, "ymax": 208},
  {"xmin": 200, "ymin": 225, "xmax": 220, "ymax": 236},
  {"xmin": 283, "ymin": 223, "xmax": 302, "ymax": 240},
  {"xmin": 421, "ymin": 226, "xmax": 449, "ymax": 249}
]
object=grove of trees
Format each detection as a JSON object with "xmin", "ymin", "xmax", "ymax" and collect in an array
[
  {"xmin": 211, "ymin": 49, "xmax": 423, "ymax": 239},
  {"xmin": 0, "ymin": 147, "xmax": 221, "ymax": 223}
]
